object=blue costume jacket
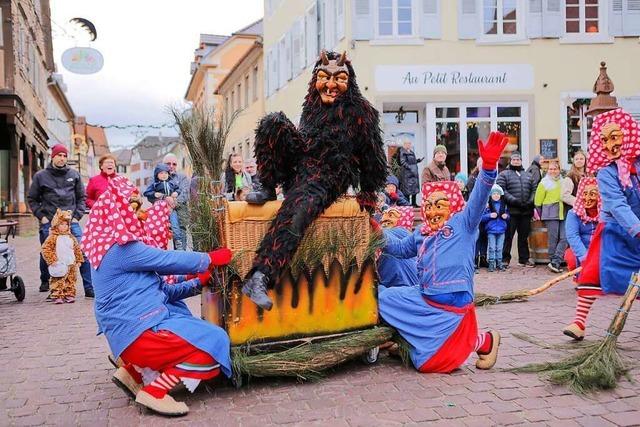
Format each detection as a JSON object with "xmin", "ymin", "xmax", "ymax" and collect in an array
[
  {"xmin": 384, "ymin": 168, "xmax": 497, "ymax": 299},
  {"xmin": 565, "ymin": 209, "xmax": 596, "ymax": 262},
  {"xmin": 378, "ymin": 168, "xmax": 496, "ymax": 369},
  {"xmin": 378, "ymin": 227, "xmax": 418, "ymax": 289},
  {"xmin": 92, "ymin": 242, "xmax": 231, "ymax": 377},
  {"xmin": 597, "ymin": 160, "xmax": 640, "ymax": 293}
]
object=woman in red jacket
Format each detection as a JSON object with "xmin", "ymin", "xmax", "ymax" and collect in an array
[{"xmin": 86, "ymin": 154, "xmax": 118, "ymax": 209}]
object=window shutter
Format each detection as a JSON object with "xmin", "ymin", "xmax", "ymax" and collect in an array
[
  {"xmin": 323, "ymin": 0, "xmax": 335, "ymax": 48},
  {"xmin": 352, "ymin": 0, "xmax": 373, "ymax": 40},
  {"xmin": 458, "ymin": 0, "xmax": 479, "ymax": 40},
  {"xmin": 610, "ymin": 0, "xmax": 623, "ymax": 36},
  {"xmin": 527, "ymin": 0, "xmax": 543, "ymax": 38},
  {"xmin": 421, "ymin": 0, "xmax": 441, "ymax": 39},
  {"xmin": 619, "ymin": 96, "xmax": 640, "ymax": 122},
  {"xmin": 278, "ymin": 38, "xmax": 287, "ymax": 88},
  {"xmin": 271, "ymin": 45, "xmax": 280, "ymax": 93},
  {"xmin": 285, "ymin": 31, "xmax": 293, "ymax": 81},
  {"xmin": 336, "ymin": 0, "xmax": 345, "ymax": 41},
  {"xmin": 306, "ymin": 3, "xmax": 318, "ymax": 67},
  {"xmin": 541, "ymin": 0, "xmax": 562, "ymax": 37},
  {"xmin": 264, "ymin": 51, "xmax": 269, "ymax": 97},
  {"xmin": 622, "ymin": 0, "xmax": 640, "ymax": 36},
  {"xmin": 296, "ymin": 18, "xmax": 305, "ymax": 74}
]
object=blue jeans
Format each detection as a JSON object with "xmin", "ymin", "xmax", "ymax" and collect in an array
[
  {"xmin": 39, "ymin": 221, "xmax": 93, "ymax": 293},
  {"xmin": 169, "ymin": 210, "xmax": 184, "ymax": 250},
  {"xmin": 487, "ymin": 233, "xmax": 505, "ymax": 265}
]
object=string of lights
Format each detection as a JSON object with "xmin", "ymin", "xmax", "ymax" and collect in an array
[{"xmin": 47, "ymin": 117, "xmax": 177, "ymax": 130}]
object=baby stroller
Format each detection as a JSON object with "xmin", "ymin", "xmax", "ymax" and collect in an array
[{"xmin": 0, "ymin": 220, "xmax": 25, "ymax": 302}]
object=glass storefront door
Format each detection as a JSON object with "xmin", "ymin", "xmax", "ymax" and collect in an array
[{"xmin": 427, "ymin": 102, "xmax": 527, "ymax": 174}]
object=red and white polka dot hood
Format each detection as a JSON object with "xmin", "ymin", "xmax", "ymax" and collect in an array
[{"xmin": 82, "ymin": 175, "xmax": 171, "ymax": 268}]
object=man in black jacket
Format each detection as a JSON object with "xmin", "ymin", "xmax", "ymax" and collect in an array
[
  {"xmin": 28, "ymin": 144, "xmax": 94, "ymax": 297},
  {"xmin": 496, "ymin": 151, "xmax": 536, "ymax": 267}
]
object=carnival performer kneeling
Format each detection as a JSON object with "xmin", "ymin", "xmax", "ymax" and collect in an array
[
  {"xmin": 82, "ymin": 176, "xmax": 233, "ymax": 416},
  {"xmin": 378, "ymin": 132, "xmax": 508, "ymax": 373}
]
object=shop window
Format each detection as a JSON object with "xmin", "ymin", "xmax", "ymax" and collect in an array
[
  {"xmin": 430, "ymin": 103, "xmax": 525, "ymax": 174},
  {"xmin": 482, "ymin": 0, "xmax": 519, "ymax": 35},
  {"xmin": 377, "ymin": 0, "xmax": 414, "ymax": 37},
  {"xmin": 567, "ymin": 99, "xmax": 593, "ymax": 159},
  {"xmin": 566, "ymin": 0, "xmax": 599, "ymax": 34}
]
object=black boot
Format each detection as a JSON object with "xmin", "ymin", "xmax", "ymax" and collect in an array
[
  {"xmin": 245, "ymin": 188, "xmax": 276, "ymax": 205},
  {"xmin": 241, "ymin": 271, "xmax": 273, "ymax": 310}
]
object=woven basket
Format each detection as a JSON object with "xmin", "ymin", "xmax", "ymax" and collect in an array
[{"xmin": 223, "ymin": 197, "xmax": 371, "ymax": 279}]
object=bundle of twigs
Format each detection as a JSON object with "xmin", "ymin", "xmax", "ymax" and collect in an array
[
  {"xmin": 510, "ymin": 272, "xmax": 640, "ymax": 394},
  {"xmin": 170, "ymin": 106, "xmax": 237, "ymax": 252},
  {"xmin": 475, "ymin": 268, "xmax": 581, "ymax": 307},
  {"xmin": 231, "ymin": 327, "xmax": 393, "ymax": 382}
]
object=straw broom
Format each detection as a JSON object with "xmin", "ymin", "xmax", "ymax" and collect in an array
[
  {"xmin": 475, "ymin": 267, "xmax": 581, "ymax": 307},
  {"xmin": 231, "ymin": 327, "xmax": 394, "ymax": 382},
  {"xmin": 509, "ymin": 272, "xmax": 640, "ymax": 394}
]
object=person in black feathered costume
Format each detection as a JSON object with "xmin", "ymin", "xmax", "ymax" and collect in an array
[{"xmin": 241, "ymin": 50, "xmax": 387, "ymax": 310}]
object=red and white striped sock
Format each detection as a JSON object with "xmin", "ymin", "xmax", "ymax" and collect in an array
[
  {"xmin": 574, "ymin": 295, "xmax": 597, "ymax": 330},
  {"xmin": 474, "ymin": 332, "xmax": 492, "ymax": 354},
  {"xmin": 142, "ymin": 372, "xmax": 180, "ymax": 398}
]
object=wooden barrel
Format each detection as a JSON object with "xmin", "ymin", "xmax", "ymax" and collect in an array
[{"xmin": 529, "ymin": 220, "xmax": 550, "ymax": 264}]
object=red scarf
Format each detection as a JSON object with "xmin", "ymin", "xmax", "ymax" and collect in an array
[
  {"xmin": 82, "ymin": 176, "xmax": 171, "ymax": 268},
  {"xmin": 588, "ymin": 108, "xmax": 640, "ymax": 189}
]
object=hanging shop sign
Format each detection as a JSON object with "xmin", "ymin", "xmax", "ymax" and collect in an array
[
  {"xmin": 375, "ymin": 64, "xmax": 534, "ymax": 92},
  {"xmin": 61, "ymin": 47, "xmax": 104, "ymax": 75}
]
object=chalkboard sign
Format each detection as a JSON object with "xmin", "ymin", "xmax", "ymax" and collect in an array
[{"xmin": 539, "ymin": 139, "xmax": 558, "ymax": 160}]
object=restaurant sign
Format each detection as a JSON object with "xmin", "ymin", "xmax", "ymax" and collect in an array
[{"xmin": 375, "ymin": 64, "xmax": 534, "ymax": 92}]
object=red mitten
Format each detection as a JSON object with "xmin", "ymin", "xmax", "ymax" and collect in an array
[
  {"xmin": 357, "ymin": 192, "xmax": 377, "ymax": 215},
  {"xmin": 389, "ymin": 192, "xmax": 399, "ymax": 201},
  {"xmin": 208, "ymin": 248, "xmax": 233, "ymax": 267},
  {"xmin": 197, "ymin": 271, "xmax": 212, "ymax": 286},
  {"xmin": 478, "ymin": 131, "xmax": 509, "ymax": 171}
]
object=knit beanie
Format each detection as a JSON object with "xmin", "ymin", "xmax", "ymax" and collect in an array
[
  {"xmin": 51, "ymin": 144, "xmax": 68, "ymax": 158},
  {"xmin": 491, "ymin": 184, "xmax": 504, "ymax": 196},
  {"xmin": 386, "ymin": 175, "xmax": 399, "ymax": 188},
  {"xmin": 433, "ymin": 145, "xmax": 447, "ymax": 156},
  {"xmin": 510, "ymin": 151, "xmax": 522, "ymax": 160},
  {"xmin": 454, "ymin": 172, "xmax": 468, "ymax": 185}
]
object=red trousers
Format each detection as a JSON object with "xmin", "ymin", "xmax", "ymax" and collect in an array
[{"xmin": 121, "ymin": 329, "xmax": 220, "ymax": 381}]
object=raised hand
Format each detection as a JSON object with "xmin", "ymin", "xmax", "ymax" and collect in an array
[{"xmin": 478, "ymin": 131, "xmax": 509, "ymax": 171}]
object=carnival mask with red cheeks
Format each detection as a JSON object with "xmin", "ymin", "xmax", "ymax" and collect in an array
[
  {"xmin": 315, "ymin": 51, "xmax": 349, "ymax": 105},
  {"xmin": 128, "ymin": 191, "xmax": 148, "ymax": 222},
  {"xmin": 600, "ymin": 122, "xmax": 624, "ymax": 161},
  {"xmin": 381, "ymin": 208, "xmax": 402, "ymax": 228},
  {"xmin": 582, "ymin": 184, "xmax": 599, "ymax": 210},
  {"xmin": 423, "ymin": 191, "xmax": 451, "ymax": 232}
]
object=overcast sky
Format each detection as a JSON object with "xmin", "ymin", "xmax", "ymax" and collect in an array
[{"xmin": 50, "ymin": 0, "xmax": 263, "ymax": 151}]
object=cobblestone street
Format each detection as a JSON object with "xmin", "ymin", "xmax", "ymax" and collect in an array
[{"xmin": 1, "ymin": 233, "xmax": 639, "ymax": 426}]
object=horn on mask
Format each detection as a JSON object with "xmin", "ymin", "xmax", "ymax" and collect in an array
[
  {"xmin": 319, "ymin": 49, "xmax": 330, "ymax": 65},
  {"xmin": 337, "ymin": 51, "xmax": 347, "ymax": 66}
]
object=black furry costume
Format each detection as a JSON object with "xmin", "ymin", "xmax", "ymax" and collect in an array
[{"xmin": 250, "ymin": 51, "xmax": 387, "ymax": 284}]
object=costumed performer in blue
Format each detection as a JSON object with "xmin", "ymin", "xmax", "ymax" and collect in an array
[
  {"xmin": 564, "ymin": 108, "xmax": 640, "ymax": 341},
  {"xmin": 377, "ymin": 206, "xmax": 419, "ymax": 290},
  {"xmin": 378, "ymin": 132, "xmax": 509, "ymax": 373},
  {"xmin": 82, "ymin": 176, "xmax": 233, "ymax": 416}
]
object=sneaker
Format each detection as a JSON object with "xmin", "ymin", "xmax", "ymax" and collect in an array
[
  {"xmin": 547, "ymin": 263, "xmax": 562, "ymax": 273},
  {"xmin": 524, "ymin": 261, "xmax": 536, "ymax": 268},
  {"xmin": 85, "ymin": 289, "xmax": 95, "ymax": 298},
  {"xmin": 39, "ymin": 282, "xmax": 49, "ymax": 292},
  {"xmin": 53, "ymin": 298, "xmax": 64, "ymax": 304},
  {"xmin": 64, "ymin": 296, "xmax": 75, "ymax": 303},
  {"xmin": 497, "ymin": 264, "xmax": 506, "ymax": 272},
  {"xmin": 474, "ymin": 268, "xmax": 480, "ymax": 275}
]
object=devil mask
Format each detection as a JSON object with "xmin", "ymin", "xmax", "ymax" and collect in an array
[{"xmin": 314, "ymin": 50, "xmax": 349, "ymax": 105}]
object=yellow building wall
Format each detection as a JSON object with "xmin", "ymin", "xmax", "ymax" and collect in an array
[{"xmin": 264, "ymin": 0, "xmax": 640, "ymax": 166}]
